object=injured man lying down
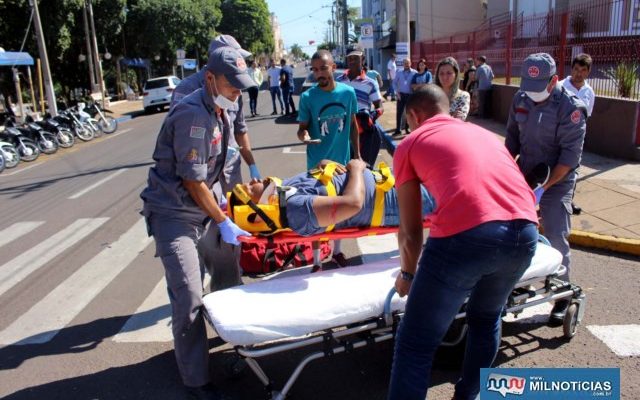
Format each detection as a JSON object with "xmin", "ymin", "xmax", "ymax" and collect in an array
[{"xmin": 227, "ymin": 159, "xmax": 435, "ymax": 236}]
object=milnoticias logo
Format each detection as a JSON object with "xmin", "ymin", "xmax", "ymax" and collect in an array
[{"xmin": 486, "ymin": 373, "xmax": 526, "ymax": 397}]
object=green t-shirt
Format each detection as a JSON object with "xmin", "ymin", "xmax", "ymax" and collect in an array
[{"xmin": 297, "ymin": 82, "xmax": 358, "ymax": 169}]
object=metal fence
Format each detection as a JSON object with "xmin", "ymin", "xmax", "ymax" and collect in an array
[{"xmin": 411, "ymin": 0, "xmax": 640, "ymax": 100}]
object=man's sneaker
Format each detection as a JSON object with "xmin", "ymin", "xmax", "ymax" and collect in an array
[
  {"xmin": 383, "ymin": 93, "xmax": 389, "ymax": 101},
  {"xmin": 186, "ymin": 383, "xmax": 229, "ymax": 400},
  {"xmin": 548, "ymin": 299, "xmax": 570, "ymax": 326},
  {"xmin": 331, "ymin": 252, "xmax": 349, "ymax": 268},
  {"xmin": 271, "ymin": 111, "xmax": 277, "ymax": 116}
]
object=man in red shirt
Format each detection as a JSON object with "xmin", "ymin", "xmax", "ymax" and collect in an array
[{"xmin": 387, "ymin": 85, "xmax": 539, "ymax": 400}]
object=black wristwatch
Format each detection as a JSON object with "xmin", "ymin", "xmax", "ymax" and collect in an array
[{"xmin": 400, "ymin": 270, "xmax": 414, "ymax": 282}]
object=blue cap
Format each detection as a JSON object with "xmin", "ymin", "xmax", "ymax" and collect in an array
[
  {"xmin": 208, "ymin": 35, "xmax": 251, "ymax": 59},
  {"xmin": 206, "ymin": 46, "xmax": 255, "ymax": 89},
  {"xmin": 520, "ymin": 53, "xmax": 556, "ymax": 92}
]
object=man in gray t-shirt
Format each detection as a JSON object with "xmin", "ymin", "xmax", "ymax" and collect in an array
[{"xmin": 474, "ymin": 55, "xmax": 494, "ymax": 118}]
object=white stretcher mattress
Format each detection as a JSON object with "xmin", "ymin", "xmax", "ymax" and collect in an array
[{"xmin": 203, "ymin": 243, "xmax": 562, "ymax": 346}]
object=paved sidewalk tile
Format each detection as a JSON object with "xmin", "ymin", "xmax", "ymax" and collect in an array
[
  {"xmin": 574, "ymin": 188, "xmax": 637, "ymax": 213},
  {"xmin": 592, "ymin": 202, "xmax": 640, "ymax": 228},
  {"xmin": 571, "ymin": 214, "xmax": 618, "ymax": 234}
]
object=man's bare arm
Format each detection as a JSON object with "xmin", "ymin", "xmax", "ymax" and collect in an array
[{"xmin": 312, "ymin": 159, "xmax": 366, "ymax": 227}]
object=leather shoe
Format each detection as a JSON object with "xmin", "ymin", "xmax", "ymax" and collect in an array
[
  {"xmin": 549, "ymin": 299, "xmax": 570, "ymax": 325},
  {"xmin": 186, "ymin": 383, "xmax": 229, "ymax": 400}
]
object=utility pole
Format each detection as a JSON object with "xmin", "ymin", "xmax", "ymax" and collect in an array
[
  {"xmin": 82, "ymin": 2, "xmax": 97, "ymax": 92},
  {"xmin": 87, "ymin": 0, "xmax": 107, "ymax": 108},
  {"xmin": 396, "ymin": 0, "xmax": 410, "ymax": 62},
  {"xmin": 342, "ymin": 0, "xmax": 349, "ymax": 57},
  {"xmin": 29, "ymin": 0, "xmax": 57, "ymax": 116}
]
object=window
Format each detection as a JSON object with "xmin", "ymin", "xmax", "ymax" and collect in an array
[{"xmin": 144, "ymin": 79, "xmax": 170, "ymax": 90}]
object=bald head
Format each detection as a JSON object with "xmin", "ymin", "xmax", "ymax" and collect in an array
[
  {"xmin": 405, "ymin": 84, "xmax": 450, "ymax": 129},
  {"xmin": 312, "ymin": 50, "xmax": 334, "ymax": 63}
]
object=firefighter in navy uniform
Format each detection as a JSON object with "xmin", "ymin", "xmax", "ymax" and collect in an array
[
  {"xmin": 170, "ymin": 35, "xmax": 261, "ymax": 292},
  {"xmin": 505, "ymin": 53, "xmax": 587, "ymax": 325},
  {"xmin": 140, "ymin": 38, "xmax": 256, "ymax": 400}
]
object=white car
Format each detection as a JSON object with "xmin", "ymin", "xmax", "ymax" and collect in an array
[{"xmin": 143, "ymin": 75, "xmax": 181, "ymax": 113}]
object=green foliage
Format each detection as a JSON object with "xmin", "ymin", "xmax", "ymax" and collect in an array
[
  {"xmin": 218, "ymin": 0, "xmax": 273, "ymax": 56},
  {"xmin": 601, "ymin": 62, "xmax": 639, "ymax": 98},
  {"xmin": 317, "ymin": 42, "xmax": 337, "ymax": 51},
  {"xmin": 289, "ymin": 44, "xmax": 306, "ymax": 61}
]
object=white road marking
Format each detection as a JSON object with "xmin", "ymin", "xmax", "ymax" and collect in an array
[
  {"xmin": 0, "ymin": 218, "xmax": 152, "ymax": 345},
  {"xmin": 114, "ymin": 273, "xmax": 211, "ymax": 343},
  {"xmin": 0, "ymin": 218, "xmax": 109, "ymax": 297},
  {"xmin": 587, "ymin": 324, "xmax": 640, "ymax": 357},
  {"xmin": 68, "ymin": 168, "xmax": 129, "ymax": 199},
  {"xmin": 356, "ymin": 233, "xmax": 399, "ymax": 264},
  {"xmin": 282, "ymin": 147, "xmax": 305, "ymax": 154},
  {"xmin": 0, "ymin": 221, "xmax": 45, "ymax": 249}
]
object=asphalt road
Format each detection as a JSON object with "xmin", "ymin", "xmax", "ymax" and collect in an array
[{"xmin": 0, "ymin": 83, "xmax": 638, "ymax": 399}]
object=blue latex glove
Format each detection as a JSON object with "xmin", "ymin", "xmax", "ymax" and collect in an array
[
  {"xmin": 218, "ymin": 217, "xmax": 250, "ymax": 245},
  {"xmin": 533, "ymin": 186, "xmax": 545, "ymax": 205},
  {"xmin": 249, "ymin": 164, "xmax": 261, "ymax": 180}
]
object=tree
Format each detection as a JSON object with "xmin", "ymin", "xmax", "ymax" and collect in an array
[
  {"xmin": 217, "ymin": 0, "xmax": 273, "ymax": 57},
  {"xmin": 124, "ymin": 0, "xmax": 221, "ymax": 74},
  {"xmin": 289, "ymin": 44, "xmax": 305, "ymax": 61}
]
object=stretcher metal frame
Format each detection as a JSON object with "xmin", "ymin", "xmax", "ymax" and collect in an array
[{"xmin": 207, "ymin": 238, "xmax": 586, "ymax": 400}]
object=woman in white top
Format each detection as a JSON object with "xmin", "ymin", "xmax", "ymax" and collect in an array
[
  {"xmin": 247, "ymin": 61, "xmax": 264, "ymax": 117},
  {"xmin": 434, "ymin": 57, "xmax": 470, "ymax": 121}
]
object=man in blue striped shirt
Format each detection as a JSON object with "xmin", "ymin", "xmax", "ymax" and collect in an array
[{"xmin": 336, "ymin": 46, "xmax": 382, "ymax": 112}]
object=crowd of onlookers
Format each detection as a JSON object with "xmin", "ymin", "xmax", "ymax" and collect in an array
[{"xmin": 378, "ymin": 53, "xmax": 495, "ymax": 136}]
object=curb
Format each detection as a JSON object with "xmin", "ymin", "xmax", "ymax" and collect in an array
[{"xmin": 569, "ymin": 230, "xmax": 640, "ymax": 257}]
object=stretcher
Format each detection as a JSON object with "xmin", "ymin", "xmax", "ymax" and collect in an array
[{"xmin": 202, "ymin": 240, "xmax": 586, "ymax": 400}]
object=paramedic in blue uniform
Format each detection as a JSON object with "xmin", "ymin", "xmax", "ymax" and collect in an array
[
  {"xmin": 140, "ymin": 41, "xmax": 255, "ymax": 400},
  {"xmin": 170, "ymin": 35, "xmax": 261, "ymax": 292},
  {"xmin": 505, "ymin": 53, "xmax": 587, "ymax": 324}
]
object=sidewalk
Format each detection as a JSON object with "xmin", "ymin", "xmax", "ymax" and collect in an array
[
  {"xmin": 376, "ymin": 99, "xmax": 640, "ymax": 256},
  {"xmin": 108, "ymin": 99, "xmax": 145, "ymax": 121}
]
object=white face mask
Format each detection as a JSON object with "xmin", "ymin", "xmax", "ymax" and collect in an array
[
  {"xmin": 209, "ymin": 75, "xmax": 237, "ymax": 109},
  {"xmin": 525, "ymin": 89, "xmax": 551, "ymax": 103}
]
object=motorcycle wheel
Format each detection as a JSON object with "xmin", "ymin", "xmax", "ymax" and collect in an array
[
  {"xmin": 38, "ymin": 132, "xmax": 59, "ymax": 155},
  {"xmin": 99, "ymin": 116, "xmax": 118, "ymax": 134},
  {"xmin": 18, "ymin": 139, "xmax": 40, "ymax": 162},
  {"xmin": 74, "ymin": 123, "xmax": 94, "ymax": 141},
  {"xmin": 1, "ymin": 144, "xmax": 20, "ymax": 168},
  {"xmin": 57, "ymin": 129, "xmax": 75, "ymax": 148},
  {"xmin": 89, "ymin": 120, "xmax": 103, "ymax": 138}
]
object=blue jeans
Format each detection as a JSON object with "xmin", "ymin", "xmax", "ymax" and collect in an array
[
  {"xmin": 281, "ymin": 86, "xmax": 296, "ymax": 114},
  {"xmin": 387, "ymin": 220, "xmax": 538, "ymax": 400},
  {"xmin": 270, "ymin": 86, "xmax": 283, "ymax": 113},
  {"xmin": 383, "ymin": 186, "xmax": 435, "ymax": 226},
  {"xmin": 386, "ymin": 79, "xmax": 396, "ymax": 98}
]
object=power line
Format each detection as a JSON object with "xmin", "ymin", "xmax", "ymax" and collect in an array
[{"xmin": 279, "ymin": 6, "xmax": 330, "ymax": 25}]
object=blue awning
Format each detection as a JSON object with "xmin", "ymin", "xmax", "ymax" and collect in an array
[{"xmin": 0, "ymin": 51, "xmax": 34, "ymax": 66}]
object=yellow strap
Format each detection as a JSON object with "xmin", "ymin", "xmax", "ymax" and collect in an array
[
  {"xmin": 371, "ymin": 162, "xmax": 396, "ymax": 227},
  {"xmin": 311, "ymin": 163, "xmax": 338, "ymax": 232}
]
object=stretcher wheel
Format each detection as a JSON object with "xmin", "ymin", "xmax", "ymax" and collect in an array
[
  {"xmin": 563, "ymin": 303, "xmax": 579, "ymax": 339},
  {"xmin": 223, "ymin": 355, "xmax": 247, "ymax": 379}
]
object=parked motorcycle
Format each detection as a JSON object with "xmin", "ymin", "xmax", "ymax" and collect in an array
[
  {"xmin": 86, "ymin": 101, "xmax": 117, "ymax": 134},
  {"xmin": 77, "ymin": 103, "xmax": 102, "ymax": 138},
  {"xmin": 35, "ymin": 114, "xmax": 75, "ymax": 149},
  {"xmin": 56, "ymin": 109, "xmax": 94, "ymax": 142},
  {"xmin": 16, "ymin": 118, "xmax": 59, "ymax": 155},
  {"xmin": 0, "ymin": 133, "xmax": 21, "ymax": 168},
  {"xmin": 0, "ymin": 122, "xmax": 40, "ymax": 162}
]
